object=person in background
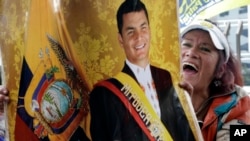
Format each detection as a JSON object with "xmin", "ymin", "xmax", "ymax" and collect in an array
[
  {"xmin": 89, "ymin": 0, "xmax": 195, "ymax": 141},
  {"xmin": 180, "ymin": 19, "xmax": 250, "ymax": 141},
  {"xmin": 0, "ymin": 86, "xmax": 8, "ymax": 114}
]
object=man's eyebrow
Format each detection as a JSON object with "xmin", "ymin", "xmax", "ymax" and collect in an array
[
  {"xmin": 141, "ymin": 22, "xmax": 148, "ymax": 27},
  {"xmin": 124, "ymin": 22, "xmax": 148, "ymax": 31},
  {"xmin": 125, "ymin": 26, "xmax": 135, "ymax": 31}
]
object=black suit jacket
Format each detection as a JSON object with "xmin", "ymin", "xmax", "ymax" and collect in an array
[{"xmin": 90, "ymin": 63, "xmax": 195, "ymax": 141}]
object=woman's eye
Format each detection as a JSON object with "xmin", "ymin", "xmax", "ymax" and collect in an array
[
  {"xmin": 181, "ymin": 42, "xmax": 192, "ymax": 48},
  {"xmin": 200, "ymin": 46, "xmax": 211, "ymax": 52}
]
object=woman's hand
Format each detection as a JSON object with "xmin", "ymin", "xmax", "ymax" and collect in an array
[
  {"xmin": 0, "ymin": 85, "xmax": 9, "ymax": 102},
  {"xmin": 0, "ymin": 86, "xmax": 9, "ymax": 113},
  {"xmin": 178, "ymin": 81, "xmax": 193, "ymax": 97}
]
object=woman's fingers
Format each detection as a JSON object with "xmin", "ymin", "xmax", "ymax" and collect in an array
[{"xmin": 178, "ymin": 81, "xmax": 193, "ymax": 96}]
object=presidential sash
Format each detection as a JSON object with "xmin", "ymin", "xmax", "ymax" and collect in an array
[{"xmin": 96, "ymin": 72, "xmax": 173, "ymax": 141}]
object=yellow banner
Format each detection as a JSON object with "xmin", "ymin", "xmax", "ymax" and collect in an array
[
  {"xmin": 16, "ymin": 0, "xmax": 90, "ymax": 140},
  {"xmin": 179, "ymin": 0, "xmax": 250, "ymax": 28}
]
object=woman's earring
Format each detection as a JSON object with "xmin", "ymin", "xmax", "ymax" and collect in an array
[{"xmin": 214, "ymin": 80, "xmax": 222, "ymax": 87}]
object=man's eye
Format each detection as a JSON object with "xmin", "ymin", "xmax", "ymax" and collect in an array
[
  {"xmin": 142, "ymin": 26, "xmax": 147, "ymax": 30},
  {"xmin": 127, "ymin": 30, "xmax": 133, "ymax": 35}
]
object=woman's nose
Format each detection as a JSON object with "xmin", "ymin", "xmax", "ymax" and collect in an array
[{"xmin": 183, "ymin": 48, "xmax": 199, "ymax": 59}]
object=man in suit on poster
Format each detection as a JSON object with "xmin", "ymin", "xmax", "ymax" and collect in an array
[{"xmin": 89, "ymin": 0, "xmax": 195, "ymax": 140}]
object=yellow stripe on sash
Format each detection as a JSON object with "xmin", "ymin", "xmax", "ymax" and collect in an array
[{"xmin": 114, "ymin": 72, "xmax": 173, "ymax": 141}]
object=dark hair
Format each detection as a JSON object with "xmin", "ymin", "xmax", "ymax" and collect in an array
[
  {"xmin": 210, "ymin": 50, "xmax": 243, "ymax": 95},
  {"xmin": 116, "ymin": 0, "xmax": 149, "ymax": 34}
]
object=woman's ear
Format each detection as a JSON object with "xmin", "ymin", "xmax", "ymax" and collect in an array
[{"xmin": 216, "ymin": 63, "xmax": 226, "ymax": 78}]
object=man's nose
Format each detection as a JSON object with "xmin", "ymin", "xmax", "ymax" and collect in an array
[{"xmin": 134, "ymin": 30, "xmax": 142, "ymax": 40}]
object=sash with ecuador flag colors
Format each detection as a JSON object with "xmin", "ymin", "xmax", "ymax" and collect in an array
[
  {"xmin": 13, "ymin": 0, "xmax": 90, "ymax": 140},
  {"xmin": 96, "ymin": 72, "xmax": 204, "ymax": 141},
  {"xmin": 96, "ymin": 72, "xmax": 173, "ymax": 141}
]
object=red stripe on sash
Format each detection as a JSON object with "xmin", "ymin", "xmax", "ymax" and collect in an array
[{"xmin": 95, "ymin": 80, "xmax": 155, "ymax": 141}]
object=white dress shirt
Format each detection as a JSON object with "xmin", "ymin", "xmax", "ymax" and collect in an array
[{"xmin": 125, "ymin": 59, "xmax": 161, "ymax": 117}]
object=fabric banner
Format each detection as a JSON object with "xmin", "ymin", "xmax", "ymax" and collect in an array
[
  {"xmin": 179, "ymin": 0, "xmax": 250, "ymax": 28},
  {"xmin": 1, "ymin": 0, "xmax": 201, "ymax": 140},
  {"xmin": 14, "ymin": 0, "xmax": 90, "ymax": 140}
]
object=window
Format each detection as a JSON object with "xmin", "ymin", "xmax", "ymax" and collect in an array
[
  {"xmin": 239, "ymin": 6, "xmax": 247, "ymax": 14},
  {"xmin": 219, "ymin": 11, "xmax": 229, "ymax": 17}
]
